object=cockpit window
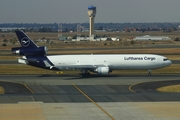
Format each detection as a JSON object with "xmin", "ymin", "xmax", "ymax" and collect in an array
[{"xmin": 163, "ymin": 58, "xmax": 169, "ymax": 61}]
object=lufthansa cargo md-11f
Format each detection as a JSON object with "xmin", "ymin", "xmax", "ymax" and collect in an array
[{"xmin": 12, "ymin": 30, "xmax": 172, "ymax": 77}]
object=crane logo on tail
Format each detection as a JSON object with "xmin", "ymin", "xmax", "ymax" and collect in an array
[{"xmin": 21, "ymin": 37, "xmax": 30, "ymax": 47}]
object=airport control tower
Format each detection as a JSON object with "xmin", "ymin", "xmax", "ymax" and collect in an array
[{"xmin": 87, "ymin": 6, "xmax": 96, "ymax": 41}]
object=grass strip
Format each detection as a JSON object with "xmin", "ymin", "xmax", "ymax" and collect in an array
[
  {"xmin": 0, "ymin": 86, "xmax": 5, "ymax": 94},
  {"xmin": 157, "ymin": 85, "xmax": 180, "ymax": 93}
]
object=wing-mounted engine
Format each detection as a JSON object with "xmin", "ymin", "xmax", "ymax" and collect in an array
[
  {"xmin": 12, "ymin": 46, "xmax": 48, "ymax": 56},
  {"xmin": 95, "ymin": 67, "xmax": 109, "ymax": 75}
]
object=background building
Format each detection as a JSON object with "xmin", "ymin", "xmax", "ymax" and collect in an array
[{"xmin": 133, "ymin": 35, "xmax": 171, "ymax": 41}]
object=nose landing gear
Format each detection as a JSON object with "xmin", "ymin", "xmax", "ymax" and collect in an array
[{"xmin": 148, "ymin": 70, "xmax": 152, "ymax": 76}]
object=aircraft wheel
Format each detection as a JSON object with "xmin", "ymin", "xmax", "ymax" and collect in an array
[
  {"xmin": 79, "ymin": 73, "xmax": 90, "ymax": 78},
  {"xmin": 79, "ymin": 74, "xmax": 83, "ymax": 78}
]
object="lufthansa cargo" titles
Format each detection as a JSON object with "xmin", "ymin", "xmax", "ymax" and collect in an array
[{"xmin": 124, "ymin": 57, "xmax": 156, "ymax": 61}]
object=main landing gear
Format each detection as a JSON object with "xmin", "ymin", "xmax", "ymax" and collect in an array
[
  {"xmin": 79, "ymin": 69, "xmax": 90, "ymax": 78},
  {"xmin": 148, "ymin": 70, "xmax": 152, "ymax": 76},
  {"xmin": 79, "ymin": 72, "xmax": 90, "ymax": 78}
]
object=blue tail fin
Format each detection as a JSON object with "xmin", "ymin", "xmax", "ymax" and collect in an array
[
  {"xmin": 12, "ymin": 30, "xmax": 47, "ymax": 56},
  {"xmin": 15, "ymin": 30, "xmax": 38, "ymax": 48}
]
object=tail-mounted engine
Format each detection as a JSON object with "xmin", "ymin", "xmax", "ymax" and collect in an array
[{"xmin": 12, "ymin": 46, "xmax": 48, "ymax": 56}]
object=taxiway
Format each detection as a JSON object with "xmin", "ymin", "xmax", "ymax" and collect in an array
[
  {"xmin": 0, "ymin": 74, "xmax": 180, "ymax": 103},
  {"xmin": 0, "ymin": 74, "xmax": 180, "ymax": 120}
]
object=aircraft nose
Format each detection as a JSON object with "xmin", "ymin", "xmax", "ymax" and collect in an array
[
  {"xmin": 163, "ymin": 60, "xmax": 172, "ymax": 67},
  {"xmin": 166, "ymin": 60, "xmax": 172, "ymax": 66},
  {"xmin": 169, "ymin": 60, "xmax": 172, "ymax": 65}
]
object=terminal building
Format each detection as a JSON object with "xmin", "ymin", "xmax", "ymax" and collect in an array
[{"xmin": 133, "ymin": 35, "xmax": 171, "ymax": 41}]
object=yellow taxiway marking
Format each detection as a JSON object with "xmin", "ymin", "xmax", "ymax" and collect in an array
[
  {"xmin": 23, "ymin": 83, "xmax": 34, "ymax": 94},
  {"xmin": 129, "ymin": 81, "xmax": 149, "ymax": 93},
  {"xmin": 129, "ymin": 81, "xmax": 176, "ymax": 93},
  {"xmin": 0, "ymin": 80, "xmax": 34, "ymax": 94},
  {"xmin": 129, "ymin": 83, "xmax": 138, "ymax": 93},
  {"xmin": 72, "ymin": 83, "xmax": 115, "ymax": 120}
]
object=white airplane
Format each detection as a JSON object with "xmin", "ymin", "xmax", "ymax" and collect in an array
[{"xmin": 12, "ymin": 30, "xmax": 172, "ymax": 77}]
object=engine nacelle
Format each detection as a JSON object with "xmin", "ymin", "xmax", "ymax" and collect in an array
[
  {"xmin": 95, "ymin": 67, "xmax": 109, "ymax": 75},
  {"xmin": 12, "ymin": 46, "xmax": 47, "ymax": 56}
]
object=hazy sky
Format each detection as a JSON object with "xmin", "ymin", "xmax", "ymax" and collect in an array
[{"xmin": 1, "ymin": 0, "xmax": 180, "ymax": 23}]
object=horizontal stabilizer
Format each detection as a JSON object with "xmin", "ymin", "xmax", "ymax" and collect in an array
[{"xmin": 18, "ymin": 58, "xmax": 27, "ymax": 64}]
